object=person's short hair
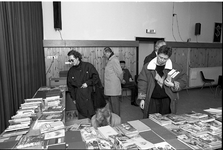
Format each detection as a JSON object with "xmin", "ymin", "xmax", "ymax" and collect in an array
[
  {"xmin": 155, "ymin": 40, "xmax": 166, "ymax": 51},
  {"xmin": 120, "ymin": 60, "xmax": 125, "ymax": 64},
  {"xmin": 157, "ymin": 45, "xmax": 172, "ymax": 58},
  {"xmin": 104, "ymin": 47, "xmax": 113, "ymax": 53},
  {"xmin": 67, "ymin": 50, "xmax": 82, "ymax": 60}
]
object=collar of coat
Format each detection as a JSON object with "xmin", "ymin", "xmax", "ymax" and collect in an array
[
  {"xmin": 147, "ymin": 57, "xmax": 172, "ymax": 70},
  {"xmin": 109, "ymin": 54, "xmax": 116, "ymax": 61}
]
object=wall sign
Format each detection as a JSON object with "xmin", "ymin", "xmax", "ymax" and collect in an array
[{"xmin": 213, "ymin": 23, "xmax": 222, "ymax": 42}]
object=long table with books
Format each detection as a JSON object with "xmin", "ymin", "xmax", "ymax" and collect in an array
[
  {"xmin": 0, "ymin": 86, "xmax": 66, "ymax": 149},
  {"xmin": 0, "ymin": 85, "xmax": 222, "ymax": 149},
  {"xmin": 64, "ymin": 110, "xmax": 222, "ymax": 150}
]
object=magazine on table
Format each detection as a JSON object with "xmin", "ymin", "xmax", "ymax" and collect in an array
[{"xmin": 1, "ymin": 128, "xmax": 29, "ymax": 138}]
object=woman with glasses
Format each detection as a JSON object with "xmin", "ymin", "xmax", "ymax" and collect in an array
[
  {"xmin": 67, "ymin": 50, "xmax": 101, "ymax": 119},
  {"xmin": 137, "ymin": 45, "xmax": 187, "ymax": 119}
]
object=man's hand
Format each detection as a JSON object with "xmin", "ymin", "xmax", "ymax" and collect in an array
[
  {"xmin": 81, "ymin": 83, "xmax": 87, "ymax": 88},
  {"xmin": 129, "ymin": 78, "xmax": 133, "ymax": 82},
  {"xmin": 122, "ymin": 80, "xmax": 126, "ymax": 84},
  {"xmin": 140, "ymin": 100, "xmax": 145, "ymax": 109},
  {"xmin": 164, "ymin": 79, "xmax": 174, "ymax": 87}
]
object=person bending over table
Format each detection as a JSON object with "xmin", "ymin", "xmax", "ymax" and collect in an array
[
  {"xmin": 91, "ymin": 102, "xmax": 121, "ymax": 129},
  {"xmin": 137, "ymin": 45, "xmax": 187, "ymax": 118}
]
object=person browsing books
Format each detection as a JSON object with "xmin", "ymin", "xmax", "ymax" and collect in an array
[
  {"xmin": 120, "ymin": 60, "xmax": 138, "ymax": 106},
  {"xmin": 137, "ymin": 45, "xmax": 187, "ymax": 118},
  {"xmin": 91, "ymin": 101, "xmax": 121, "ymax": 129},
  {"xmin": 103, "ymin": 47, "xmax": 123, "ymax": 116},
  {"xmin": 67, "ymin": 50, "xmax": 101, "ymax": 119}
]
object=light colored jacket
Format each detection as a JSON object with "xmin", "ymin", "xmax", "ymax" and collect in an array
[{"xmin": 104, "ymin": 55, "xmax": 123, "ymax": 96}]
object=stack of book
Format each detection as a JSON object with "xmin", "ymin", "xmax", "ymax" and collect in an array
[
  {"xmin": 115, "ymin": 122, "xmax": 139, "ymax": 137},
  {"xmin": 127, "ymin": 120, "xmax": 151, "ymax": 133},
  {"xmin": 149, "ymin": 113, "xmax": 172, "ymax": 126}
]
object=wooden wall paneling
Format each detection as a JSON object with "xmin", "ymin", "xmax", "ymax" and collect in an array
[
  {"xmin": 190, "ymin": 48, "xmax": 207, "ymax": 68},
  {"xmin": 44, "ymin": 47, "xmax": 136, "ymax": 86},
  {"xmin": 207, "ymin": 48, "xmax": 222, "ymax": 67}
]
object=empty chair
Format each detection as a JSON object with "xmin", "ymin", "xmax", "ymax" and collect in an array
[
  {"xmin": 215, "ymin": 75, "xmax": 222, "ymax": 96},
  {"xmin": 200, "ymin": 71, "xmax": 215, "ymax": 91}
]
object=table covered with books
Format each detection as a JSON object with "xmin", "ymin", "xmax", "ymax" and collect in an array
[{"xmin": 0, "ymin": 85, "xmax": 222, "ymax": 149}]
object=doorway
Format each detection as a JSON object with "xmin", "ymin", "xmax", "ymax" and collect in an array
[{"xmin": 135, "ymin": 37, "xmax": 165, "ymax": 75}]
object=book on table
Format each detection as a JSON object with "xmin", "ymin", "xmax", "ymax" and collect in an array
[
  {"xmin": 153, "ymin": 141, "xmax": 176, "ymax": 150},
  {"xmin": 39, "ymin": 121, "xmax": 65, "ymax": 134},
  {"xmin": 1, "ymin": 128, "xmax": 29, "ymax": 138},
  {"xmin": 44, "ymin": 137, "xmax": 65, "ymax": 149},
  {"xmin": 149, "ymin": 113, "xmax": 172, "ymax": 126},
  {"xmin": 44, "ymin": 129, "xmax": 65, "ymax": 140},
  {"xmin": 127, "ymin": 120, "xmax": 151, "ymax": 133},
  {"xmin": 97, "ymin": 125, "xmax": 119, "ymax": 139},
  {"xmin": 42, "ymin": 105, "xmax": 65, "ymax": 114},
  {"xmin": 79, "ymin": 126, "xmax": 98, "ymax": 142},
  {"xmin": 164, "ymin": 114, "xmax": 187, "ymax": 125},
  {"xmin": 15, "ymin": 134, "xmax": 45, "ymax": 149},
  {"xmin": 195, "ymin": 133, "xmax": 222, "ymax": 149},
  {"xmin": 5, "ymin": 124, "xmax": 30, "ymax": 132},
  {"xmin": 185, "ymin": 111, "xmax": 208, "ymax": 119},
  {"xmin": 115, "ymin": 122, "xmax": 139, "ymax": 137},
  {"xmin": 38, "ymin": 112, "xmax": 63, "ymax": 122},
  {"xmin": 0, "ymin": 134, "xmax": 23, "ymax": 143},
  {"xmin": 177, "ymin": 133, "xmax": 211, "ymax": 150}
]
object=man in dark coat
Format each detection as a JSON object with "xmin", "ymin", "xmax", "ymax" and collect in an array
[
  {"xmin": 138, "ymin": 45, "xmax": 187, "ymax": 118},
  {"xmin": 143, "ymin": 40, "xmax": 166, "ymax": 65},
  {"xmin": 120, "ymin": 60, "xmax": 138, "ymax": 106},
  {"xmin": 67, "ymin": 50, "xmax": 101, "ymax": 119}
]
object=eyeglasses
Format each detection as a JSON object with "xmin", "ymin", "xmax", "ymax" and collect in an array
[{"xmin": 68, "ymin": 59, "xmax": 74, "ymax": 62}]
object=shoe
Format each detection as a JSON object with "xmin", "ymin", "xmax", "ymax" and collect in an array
[{"xmin": 131, "ymin": 102, "xmax": 139, "ymax": 107}]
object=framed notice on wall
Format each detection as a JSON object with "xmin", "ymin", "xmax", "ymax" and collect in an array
[{"xmin": 213, "ymin": 23, "xmax": 222, "ymax": 42}]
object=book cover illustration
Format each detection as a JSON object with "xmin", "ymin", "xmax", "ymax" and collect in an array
[
  {"xmin": 80, "ymin": 126, "xmax": 98, "ymax": 142},
  {"xmin": 127, "ymin": 120, "xmax": 151, "ymax": 133},
  {"xmin": 15, "ymin": 134, "xmax": 44, "ymax": 149},
  {"xmin": 196, "ymin": 133, "xmax": 222, "ymax": 147},
  {"xmin": 115, "ymin": 122, "xmax": 139, "ymax": 137},
  {"xmin": 177, "ymin": 134, "xmax": 210, "ymax": 150},
  {"xmin": 38, "ymin": 113, "xmax": 63, "ymax": 121},
  {"xmin": 65, "ymin": 123, "xmax": 80, "ymax": 131},
  {"xmin": 85, "ymin": 139, "xmax": 100, "ymax": 149},
  {"xmin": 131, "ymin": 134, "xmax": 155, "ymax": 149},
  {"xmin": 165, "ymin": 114, "xmax": 186, "ymax": 125},
  {"xmin": 153, "ymin": 141, "xmax": 176, "ymax": 150},
  {"xmin": 44, "ymin": 129, "xmax": 65, "ymax": 140},
  {"xmin": 97, "ymin": 138, "xmax": 115, "ymax": 149}
]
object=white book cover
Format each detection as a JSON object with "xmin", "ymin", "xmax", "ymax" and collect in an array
[
  {"xmin": 40, "ymin": 121, "xmax": 64, "ymax": 134},
  {"xmin": 44, "ymin": 129, "xmax": 65, "ymax": 140},
  {"xmin": 97, "ymin": 125, "xmax": 118, "ymax": 139},
  {"xmin": 128, "ymin": 120, "xmax": 151, "ymax": 133},
  {"xmin": 131, "ymin": 135, "xmax": 155, "ymax": 149}
]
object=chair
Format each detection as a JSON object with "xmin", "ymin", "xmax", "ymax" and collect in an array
[
  {"xmin": 200, "ymin": 71, "xmax": 215, "ymax": 91},
  {"xmin": 120, "ymin": 88, "xmax": 130, "ymax": 102},
  {"xmin": 215, "ymin": 75, "xmax": 222, "ymax": 97}
]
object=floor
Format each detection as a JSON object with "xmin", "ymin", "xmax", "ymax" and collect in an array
[{"xmin": 120, "ymin": 87, "xmax": 222, "ymax": 123}]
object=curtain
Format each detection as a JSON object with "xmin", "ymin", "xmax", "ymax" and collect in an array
[{"xmin": 0, "ymin": 2, "xmax": 46, "ymax": 133}]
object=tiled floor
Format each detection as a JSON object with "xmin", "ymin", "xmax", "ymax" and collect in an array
[{"xmin": 120, "ymin": 87, "xmax": 222, "ymax": 123}]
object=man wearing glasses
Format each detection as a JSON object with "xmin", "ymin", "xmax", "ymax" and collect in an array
[
  {"xmin": 66, "ymin": 50, "xmax": 101, "ymax": 119},
  {"xmin": 137, "ymin": 45, "xmax": 187, "ymax": 119}
]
